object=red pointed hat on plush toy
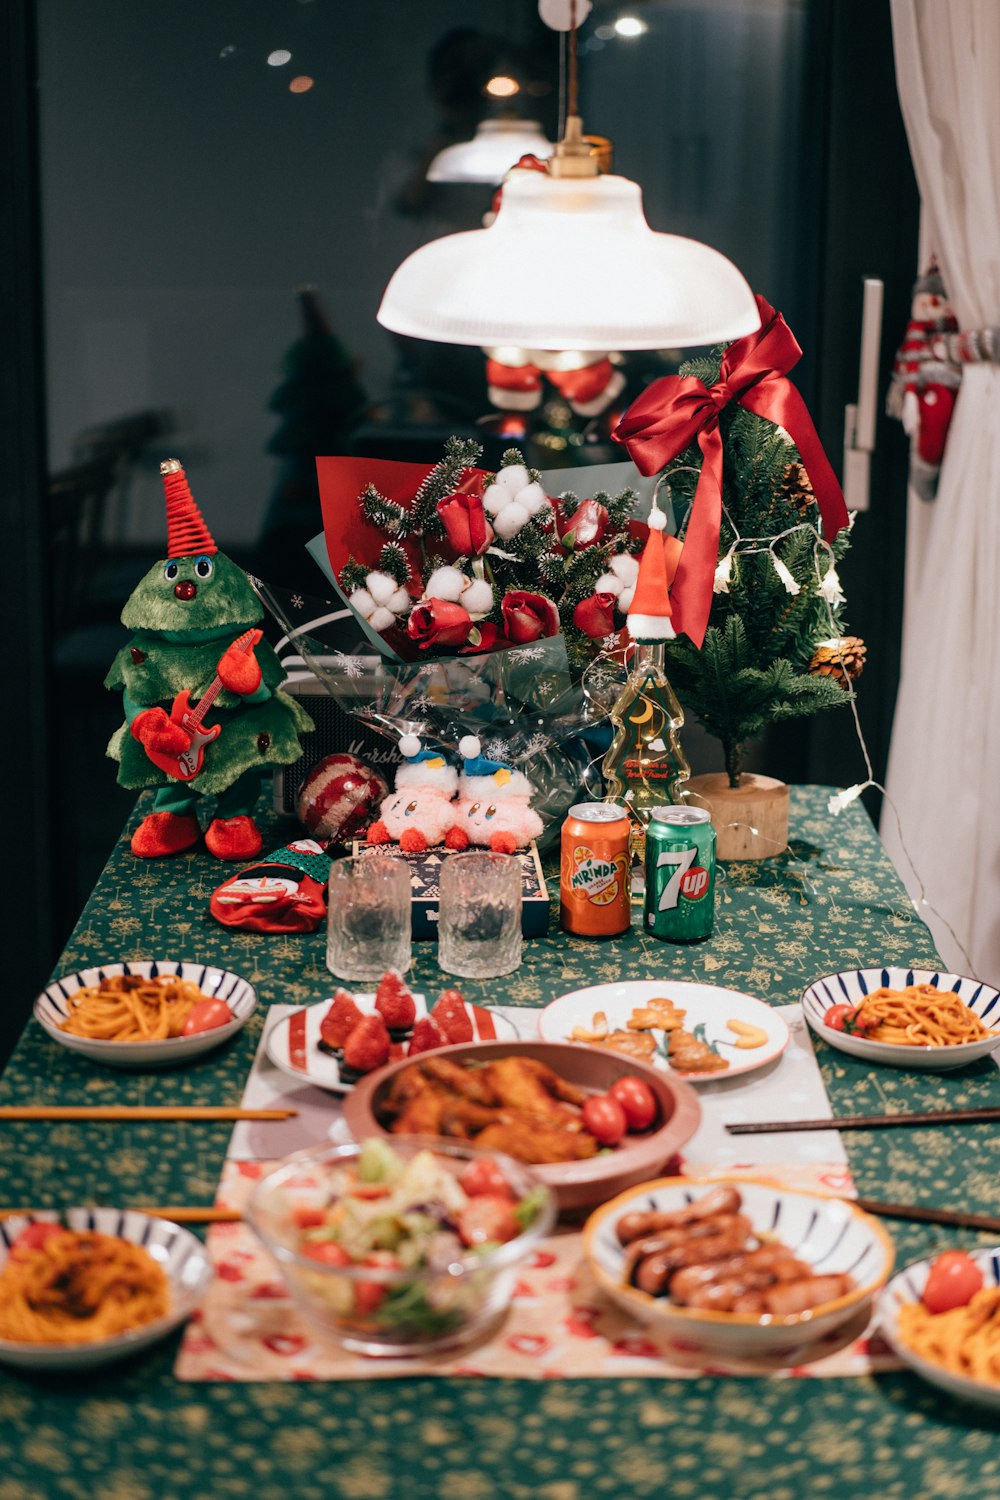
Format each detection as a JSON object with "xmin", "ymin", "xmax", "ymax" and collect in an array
[
  {"xmin": 626, "ymin": 502, "xmax": 682, "ymax": 642},
  {"xmin": 160, "ymin": 457, "xmax": 218, "ymax": 557}
]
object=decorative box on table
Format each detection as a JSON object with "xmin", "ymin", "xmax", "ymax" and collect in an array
[{"xmin": 353, "ymin": 840, "xmax": 550, "ymax": 940}]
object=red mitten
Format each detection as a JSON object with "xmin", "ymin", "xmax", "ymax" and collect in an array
[
  {"xmin": 131, "ymin": 707, "xmax": 192, "ymax": 755},
  {"xmin": 217, "ymin": 630, "xmax": 263, "ymax": 695}
]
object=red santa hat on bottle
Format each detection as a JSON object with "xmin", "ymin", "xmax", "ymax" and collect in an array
[
  {"xmin": 161, "ymin": 458, "xmax": 218, "ymax": 557},
  {"xmin": 625, "ymin": 498, "xmax": 681, "ymax": 642}
]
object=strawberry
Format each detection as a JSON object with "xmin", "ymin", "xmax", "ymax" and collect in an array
[
  {"xmin": 407, "ymin": 1015, "xmax": 446, "ymax": 1056},
  {"xmin": 340, "ymin": 1014, "xmax": 391, "ymax": 1080},
  {"xmin": 319, "ymin": 990, "xmax": 364, "ymax": 1054},
  {"xmin": 432, "ymin": 989, "xmax": 474, "ymax": 1044},
  {"xmin": 374, "ymin": 970, "xmax": 417, "ymax": 1037}
]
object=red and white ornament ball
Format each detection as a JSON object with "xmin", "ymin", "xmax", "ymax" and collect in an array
[{"xmin": 296, "ymin": 754, "xmax": 388, "ymax": 849}]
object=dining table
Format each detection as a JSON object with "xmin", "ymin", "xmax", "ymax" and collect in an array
[{"xmin": 1, "ymin": 784, "xmax": 998, "ymax": 1500}]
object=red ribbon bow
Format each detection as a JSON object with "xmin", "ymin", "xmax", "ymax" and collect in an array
[{"xmin": 613, "ymin": 295, "xmax": 849, "ymax": 647}]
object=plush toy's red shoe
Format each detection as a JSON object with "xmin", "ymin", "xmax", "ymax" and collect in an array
[
  {"xmin": 205, "ymin": 816, "xmax": 263, "ymax": 861},
  {"xmin": 131, "ymin": 812, "xmax": 201, "ymax": 859}
]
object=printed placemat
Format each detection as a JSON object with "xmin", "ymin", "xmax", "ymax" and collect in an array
[{"xmin": 173, "ymin": 1158, "xmax": 898, "ymax": 1382}]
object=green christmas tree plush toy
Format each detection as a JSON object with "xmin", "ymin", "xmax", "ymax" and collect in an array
[{"xmin": 105, "ymin": 459, "xmax": 313, "ymax": 861}]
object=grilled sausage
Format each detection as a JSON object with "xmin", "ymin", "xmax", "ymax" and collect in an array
[
  {"xmin": 761, "ymin": 1274, "xmax": 854, "ymax": 1316},
  {"xmin": 615, "ymin": 1185, "xmax": 743, "ymax": 1245}
]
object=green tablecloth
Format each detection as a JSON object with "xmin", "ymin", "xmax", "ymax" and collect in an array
[{"xmin": 1, "ymin": 787, "xmax": 998, "ymax": 1499}]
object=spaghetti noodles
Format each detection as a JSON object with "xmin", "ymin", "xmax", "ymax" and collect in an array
[
  {"xmin": 850, "ymin": 984, "xmax": 996, "ymax": 1047},
  {"xmin": 0, "ymin": 1228, "xmax": 169, "ymax": 1345},
  {"xmin": 898, "ymin": 1286, "xmax": 1000, "ymax": 1385},
  {"xmin": 58, "ymin": 974, "xmax": 211, "ymax": 1042}
]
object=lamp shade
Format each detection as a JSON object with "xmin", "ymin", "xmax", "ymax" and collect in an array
[
  {"xmin": 377, "ymin": 170, "xmax": 759, "ymax": 351},
  {"xmin": 426, "ymin": 119, "xmax": 553, "ymax": 185}
]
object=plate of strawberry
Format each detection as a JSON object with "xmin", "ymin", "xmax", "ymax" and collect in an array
[{"xmin": 264, "ymin": 972, "xmax": 519, "ymax": 1094}]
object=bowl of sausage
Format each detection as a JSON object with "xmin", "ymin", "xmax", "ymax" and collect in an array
[{"xmin": 583, "ymin": 1176, "xmax": 895, "ymax": 1355}]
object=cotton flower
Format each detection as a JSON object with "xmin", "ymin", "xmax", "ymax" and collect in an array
[
  {"xmin": 595, "ymin": 553, "xmax": 640, "ymax": 613},
  {"xmin": 350, "ymin": 570, "xmax": 410, "ymax": 632},
  {"xmin": 483, "ymin": 464, "xmax": 550, "ymax": 540}
]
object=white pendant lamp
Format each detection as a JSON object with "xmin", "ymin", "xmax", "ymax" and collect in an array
[
  {"xmin": 379, "ymin": 0, "xmax": 759, "ymax": 353},
  {"xmin": 378, "ymin": 162, "xmax": 758, "ymax": 350},
  {"xmin": 426, "ymin": 119, "xmax": 553, "ymax": 185}
]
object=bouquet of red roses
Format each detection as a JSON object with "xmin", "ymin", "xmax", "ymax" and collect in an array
[{"xmin": 316, "ymin": 437, "xmax": 647, "ymax": 669}]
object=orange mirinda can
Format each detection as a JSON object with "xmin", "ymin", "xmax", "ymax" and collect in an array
[{"xmin": 560, "ymin": 803, "xmax": 632, "ymax": 937}]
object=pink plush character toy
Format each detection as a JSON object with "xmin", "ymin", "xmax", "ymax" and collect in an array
[
  {"xmin": 444, "ymin": 736, "xmax": 543, "ymax": 855},
  {"xmin": 366, "ymin": 735, "xmax": 458, "ymax": 853}
]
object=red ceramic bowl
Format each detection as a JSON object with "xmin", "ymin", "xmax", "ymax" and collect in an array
[{"xmin": 341, "ymin": 1040, "xmax": 701, "ymax": 1212}]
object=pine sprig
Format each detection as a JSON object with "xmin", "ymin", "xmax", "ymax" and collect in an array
[
  {"xmin": 360, "ymin": 484, "xmax": 409, "ymax": 538},
  {"xmin": 377, "ymin": 542, "xmax": 410, "ymax": 586},
  {"xmin": 340, "ymin": 557, "xmax": 369, "ymax": 594}
]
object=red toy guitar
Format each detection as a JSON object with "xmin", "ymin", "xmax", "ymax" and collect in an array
[{"xmin": 144, "ymin": 628, "xmax": 263, "ymax": 781}]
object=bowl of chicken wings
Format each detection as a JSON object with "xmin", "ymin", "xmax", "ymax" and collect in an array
[
  {"xmin": 341, "ymin": 1041, "xmax": 701, "ymax": 1211},
  {"xmin": 583, "ymin": 1176, "xmax": 895, "ymax": 1354}
]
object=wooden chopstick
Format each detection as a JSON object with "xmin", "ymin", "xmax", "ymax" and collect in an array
[
  {"xmin": 852, "ymin": 1198, "xmax": 1000, "ymax": 1234},
  {"xmin": 0, "ymin": 1106, "xmax": 297, "ymax": 1122},
  {"xmin": 0, "ymin": 1206, "xmax": 244, "ymax": 1224},
  {"xmin": 726, "ymin": 1105, "xmax": 1000, "ymax": 1135}
]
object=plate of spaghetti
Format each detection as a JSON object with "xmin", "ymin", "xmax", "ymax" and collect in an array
[
  {"xmin": 0, "ymin": 1209, "xmax": 213, "ymax": 1370},
  {"xmin": 878, "ymin": 1246, "xmax": 1000, "ymax": 1407},
  {"xmin": 34, "ymin": 960, "xmax": 258, "ymax": 1068},
  {"xmin": 800, "ymin": 967, "xmax": 1000, "ymax": 1071}
]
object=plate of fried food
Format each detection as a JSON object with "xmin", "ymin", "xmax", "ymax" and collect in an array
[
  {"xmin": 34, "ymin": 960, "xmax": 258, "ymax": 1068},
  {"xmin": 538, "ymin": 980, "xmax": 790, "ymax": 1082},
  {"xmin": 0, "ymin": 1209, "xmax": 213, "ymax": 1370},
  {"xmin": 584, "ymin": 1176, "xmax": 894, "ymax": 1355},
  {"xmin": 264, "ymin": 972, "xmax": 519, "ymax": 1095},
  {"xmin": 878, "ymin": 1245, "xmax": 1000, "ymax": 1407},
  {"xmin": 342, "ymin": 1039, "xmax": 701, "ymax": 1210},
  {"xmin": 801, "ymin": 967, "xmax": 1000, "ymax": 1071}
]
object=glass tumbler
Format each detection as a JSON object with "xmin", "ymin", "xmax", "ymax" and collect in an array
[
  {"xmin": 326, "ymin": 855, "xmax": 411, "ymax": 982},
  {"xmin": 438, "ymin": 852, "xmax": 522, "ymax": 978}
]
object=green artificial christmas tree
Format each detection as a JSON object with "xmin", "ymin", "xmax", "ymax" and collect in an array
[{"xmin": 658, "ymin": 347, "xmax": 860, "ymax": 788}]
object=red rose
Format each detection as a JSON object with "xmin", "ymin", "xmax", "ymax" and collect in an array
[
  {"xmin": 407, "ymin": 598, "xmax": 474, "ymax": 649},
  {"xmin": 573, "ymin": 591, "xmax": 617, "ymax": 638},
  {"xmin": 559, "ymin": 499, "xmax": 609, "ymax": 551},
  {"xmin": 437, "ymin": 492, "xmax": 494, "ymax": 557},
  {"xmin": 501, "ymin": 591, "xmax": 560, "ymax": 644}
]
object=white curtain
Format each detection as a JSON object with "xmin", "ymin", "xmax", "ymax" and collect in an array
[{"xmin": 884, "ymin": 0, "xmax": 1000, "ymax": 978}]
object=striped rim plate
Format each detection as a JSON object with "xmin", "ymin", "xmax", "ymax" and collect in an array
[
  {"xmin": 584, "ymin": 1174, "xmax": 894, "ymax": 1355},
  {"xmin": 265, "ymin": 995, "xmax": 519, "ymax": 1095},
  {"xmin": 34, "ymin": 960, "xmax": 258, "ymax": 1068},
  {"xmin": 0, "ymin": 1208, "xmax": 213, "ymax": 1370},
  {"xmin": 878, "ymin": 1245, "xmax": 1000, "ymax": 1407},
  {"xmin": 801, "ymin": 967, "xmax": 1000, "ymax": 1071}
]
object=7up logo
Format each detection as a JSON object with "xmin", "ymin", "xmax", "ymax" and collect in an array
[{"xmin": 655, "ymin": 844, "xmax": 710, "ymax": 909}]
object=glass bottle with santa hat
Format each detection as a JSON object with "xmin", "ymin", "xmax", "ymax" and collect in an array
[{"xmin": 601, "ymin": 497, "xmax": 691, "ymax": 848}]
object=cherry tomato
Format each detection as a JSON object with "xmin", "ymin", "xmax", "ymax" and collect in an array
[
  {"xmin": 292, "ymin": 1205, "xmax": 326, "ymax": 1229},
  {"xmin": 823, "ymin": 1003, "xmax": 876, "ymax": 1035},
  {"xmin": 609, "ymin": 1076, "xmax": 659, "ymax": 1132},
  {"xmin": 921, "ymin": 1250, "xmax": 984, "ymax": 1314},
  {"xmin": 582, "ymin": 1093, "xmax": 627, "ymax": 1147},
  {"xmin": 460, "ymin": 1159, "xmax": 516, "ymax": 1200},
  {"xmin": 354, "ymin": 1250, "xmax": 402, "ymax": 1316},
  {"xmin": 300, "ymin": 1240, "xmax": 351, "ymax": 1267},
  {"xmin": 11, "ymin": 1222, "xmax": 65, "ymax": 1259},
  {"xmin": 182, "ymin": 997, "xmax": 234, "ymax": 1035},
  {"xmin": 458, "ymin": 1194, "xmax": 521, "ymax": 1247}
]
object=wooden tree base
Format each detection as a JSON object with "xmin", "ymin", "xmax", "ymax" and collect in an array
[{"xmin": 685, "ymin": 773, "xmax": 789, "ymax": 861}]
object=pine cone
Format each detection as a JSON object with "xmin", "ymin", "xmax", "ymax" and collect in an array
[
  {"xmin": 808, "ymin": 635, "xmax": 867, "ymax": 688},
  {"xmin": 780, "ymin": 460, "xmax": 816, "ymax": 517}
]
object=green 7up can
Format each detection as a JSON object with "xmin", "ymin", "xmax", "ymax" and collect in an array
[{"xmin": 644, "ymin": 806, "xmax": 716, "ymax": 942}]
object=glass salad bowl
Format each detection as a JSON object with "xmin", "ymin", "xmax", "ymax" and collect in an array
[{"xmin": 246, "ymin": 1137, "xmax": 555, "ymax": 1357}]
